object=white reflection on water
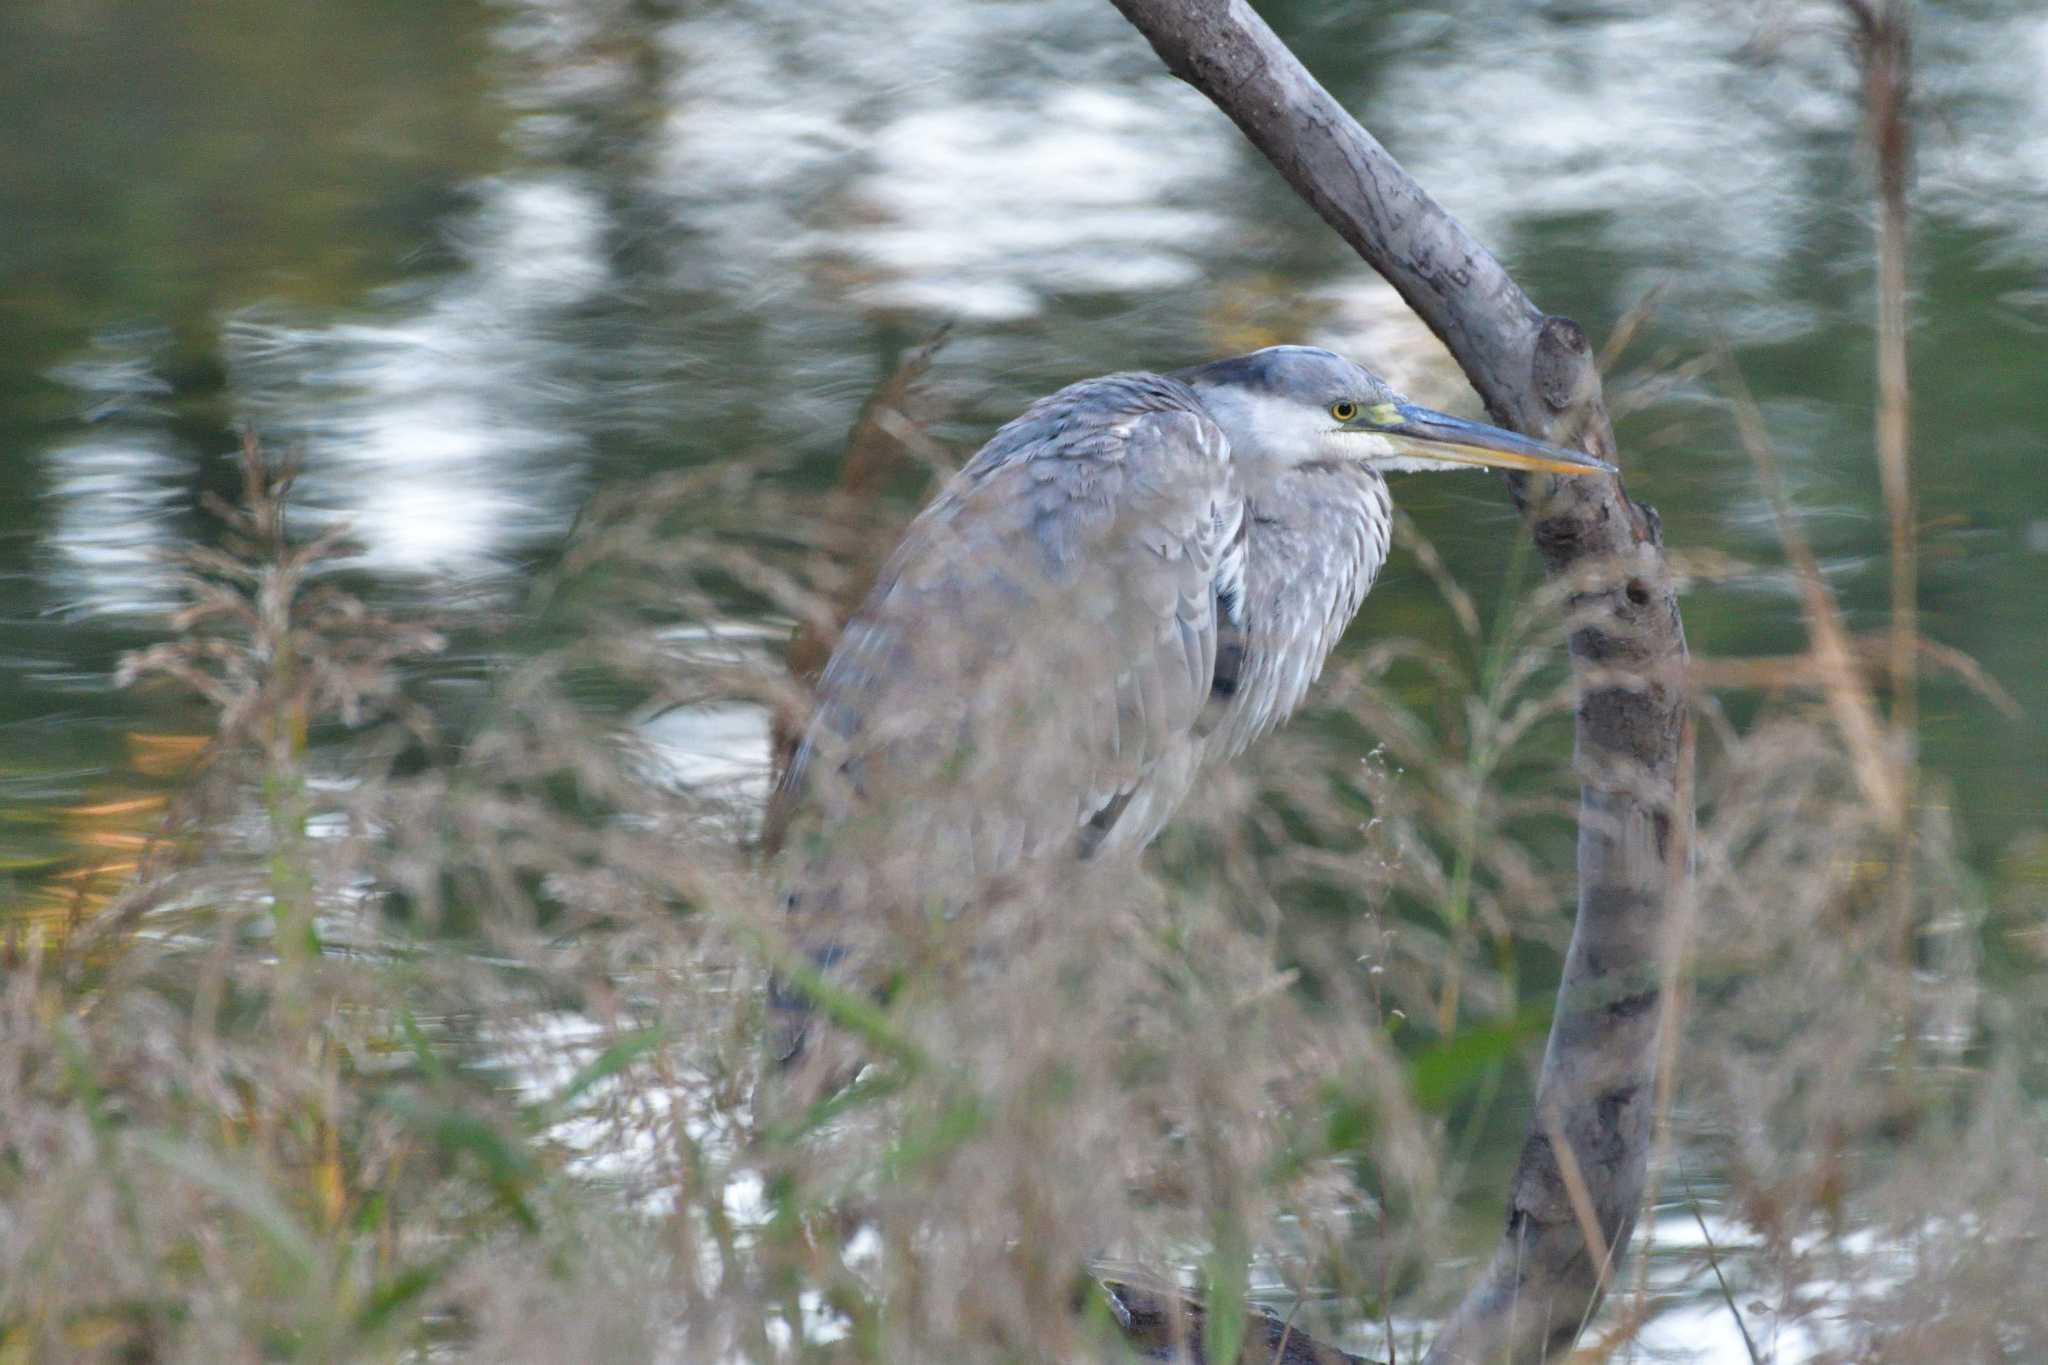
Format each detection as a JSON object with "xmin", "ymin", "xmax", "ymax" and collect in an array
[
  {"xmin": 655, "ymin": 0, "xmax": 1230, "ymax": 322},
  {"xmin": 640, "ymin": 703, "xmax": 773, "ymax": 810},
  {"xmin": 1371, "ymin": 3, "xmax": 2048, "ymax": 336},
  {"xmin": 223, "ymin": 174, "xmax": 609, "ymax": 576},
  {"xmin": 1628, "ymin": 1201, "xmax": 1926, "ymax": 1363},
  {"xmin": 43, "ymin": 434, "xmax": 189, "ymax": 619},
  {"xmin": 41, "ymin": 335, "xmax": 189, "ymax": 619},
  {"xmin": 174, "ymin": 0, "xmax": 1240, "ymax": 591},
  {"xmin": 839, "ymin": 85, "xmax": 1228, "ymax": 319},
  {"xmin": 1918, "ymin": 10, "xmax": 2048, "ymax": 316},
  {"xmin": 1367, "ymin": 6, "xmax": 1842, "ymax": 342}
]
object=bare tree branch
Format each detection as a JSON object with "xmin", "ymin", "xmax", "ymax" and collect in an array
[{"xmin": 1104, "ymin": 3, "xmax": 1691, "ymax": 1360}]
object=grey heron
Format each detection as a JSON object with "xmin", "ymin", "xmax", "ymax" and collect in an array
[{"xmin": 772, "ymin": 345, "xmax": 1612, "ymax": 1055}]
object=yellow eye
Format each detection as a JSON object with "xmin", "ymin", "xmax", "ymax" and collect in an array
[{"xmin": 1329, "ymin": 400, "xmax": 1359, "ymax": 422}]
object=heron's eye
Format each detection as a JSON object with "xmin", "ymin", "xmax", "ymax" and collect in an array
[{"xmin": 1329, "ymin": 400, "xmax": 1359, "ymax": 422}]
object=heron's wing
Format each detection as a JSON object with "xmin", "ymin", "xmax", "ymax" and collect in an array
[{"xmin": 782, "ymin": 373, "xmax": 1242, "ymax": 906}]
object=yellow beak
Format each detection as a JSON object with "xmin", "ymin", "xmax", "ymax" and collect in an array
[{"xmin": 1342, "ymin": 402, "xmax": 1616, "ymax": 476}]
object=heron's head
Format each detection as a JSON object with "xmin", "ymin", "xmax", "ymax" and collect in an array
[{"xmin": 1175, "ymin": 345, "xmax": 1614, "ymax": 479}]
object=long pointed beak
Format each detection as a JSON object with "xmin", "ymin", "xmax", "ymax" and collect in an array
[{"xmin": 1343, "ymin": 402, "xmax": 1616, "ymax": 476}]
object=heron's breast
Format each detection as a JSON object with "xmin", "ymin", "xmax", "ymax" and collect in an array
[{"xmin": 1212, "ymin": 469, "xmax": 1391, "ymax": 755}]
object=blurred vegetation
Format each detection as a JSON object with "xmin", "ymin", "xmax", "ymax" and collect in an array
[{"xmin": 3, "ymin": 354, "xmax": 2042, "ymax": 1357}]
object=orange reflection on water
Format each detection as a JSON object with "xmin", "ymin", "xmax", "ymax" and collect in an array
[
  {"xmin": 128, "ymin": 731, "xmax": 210, "ymax": 778},
  {"xmin": 8, "ymin": 732, "xmax": 208, "ymax": 944}
]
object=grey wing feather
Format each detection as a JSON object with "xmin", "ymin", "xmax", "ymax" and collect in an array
[
  {"xmin": 781, "ymin": 373, "xmax": 1241, "ymax": 905},
  {"xmin": 1200, "ymin": 508, "xmax": 1251, "ymax": 723}
]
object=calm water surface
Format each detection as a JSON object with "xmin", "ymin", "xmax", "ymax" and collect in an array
[{"xmin": 3, "ymin": 1, "xmax": 2045, "ymax": 1349}]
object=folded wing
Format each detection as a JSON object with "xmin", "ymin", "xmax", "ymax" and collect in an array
[{"xmin": 779, "ymin": 372, "xmax": 1244, "ymax": 931}]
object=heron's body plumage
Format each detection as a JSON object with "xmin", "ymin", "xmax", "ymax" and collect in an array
[
  {"xmin": 770, "ymin": 346, "xmax": 1606, "ymax": 1054},
  {"xmin": 781, "ymin": 371, "xmax": 1244, "ymax": 887},
  {"xmin": 1203, "ymin": 461, "xmax": 1391, "ymax": 762}
]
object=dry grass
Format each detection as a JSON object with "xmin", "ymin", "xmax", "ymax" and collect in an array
[{"xmin": 1, "ymin": 385, "xmax": 2035, "ymax": 1363}]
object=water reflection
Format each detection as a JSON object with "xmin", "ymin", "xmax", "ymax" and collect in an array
[
  {"xmin": 223, "ymin": 174, "xmax": 609, "ymax": 576},
  {"xmin": 1369, "ymin": 6, "xmax": 1840, "ymax": 341},
  {"xmin": 157, "ymin": 0, "xmax": 1264, "ymax": 594},
  {"xmin": 1918, "ymin": 7, "xmax": 2048, "ymax": 281},
  {"xmin": 41, "ymin": 332, "xmax": 191, "ymax": 619},
  {"xmin": 1367, "ymin": 4, "xmax": 2048, "ymax": 337},
  {"xmin": 832, "ymin": 86, "xmax": 1231, "ymax": 319},
  {"xmin": 654, "ymin": 0, "xmax": 1231, "ymax": 317}
]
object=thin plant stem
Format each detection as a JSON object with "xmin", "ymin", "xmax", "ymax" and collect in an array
[
  {"xmin": 1681, "ymin": 1164, "xmax": 1763, "ymax": 1365},
  {"xmin": 1848, "ymin": 0, "xmax": 1921, "ymax": 991}
]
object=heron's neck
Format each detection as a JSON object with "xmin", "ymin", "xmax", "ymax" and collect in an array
[{"xmin": 1210, "ymin": 463, "xmax": 1391, "ymax": 758}]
